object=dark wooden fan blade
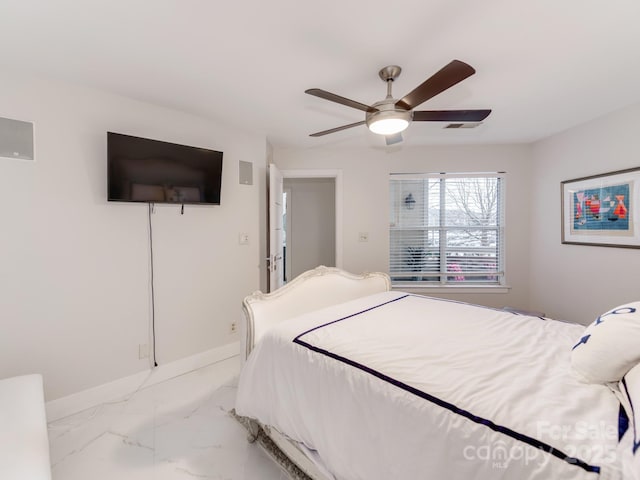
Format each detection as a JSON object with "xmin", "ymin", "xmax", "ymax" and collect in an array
[
  {"xmin": 412, "ymin": 109, "xmax": 491, "ymax": 122},
  {"xmin": 396, "ymin": 60, "xmax": 476, "ymax": 110},
  {"xmin": 305, "ymin": 88, "xmax": 376, "ymax": 113},
  {"xmin": 309, "ymin": 121, "xmax": 366, "ymax": 137}
]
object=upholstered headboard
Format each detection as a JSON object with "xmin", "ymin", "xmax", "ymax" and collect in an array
[{"xmin": 240, "ymin": 266, "xmax": 391, "ymax": 361}]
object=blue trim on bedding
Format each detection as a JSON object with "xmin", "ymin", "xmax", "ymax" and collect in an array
[
  {"xmin": 619, "ymin": 403, "xmax": 630, "ymax": 441},
  {"xmin": 294, "ymin": 294, "xmax": 409, "ymax": 338},
  {"xmin": 622, "ymin": 377, "xmax": 640, "ymax": 454},
  {"xmin": 293, "ymin": 294, "xmax": 601, "ymax": 474}
]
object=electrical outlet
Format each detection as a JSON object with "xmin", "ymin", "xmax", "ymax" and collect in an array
[
  {"xmin": 230, "ymin": 322, "xmax": 237, "ymax": 333},
  {"xmin": 138, "ymin": 343, "xmax": 149, "ymax": 359},
  {"xmin": 238, "ymin": 233, "xmax": 249, "ymax": 245}
]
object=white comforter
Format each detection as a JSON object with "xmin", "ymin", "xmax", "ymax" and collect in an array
[{"xmin": 236, "ymin": 292, "xmax": 624, "ymax": 480}]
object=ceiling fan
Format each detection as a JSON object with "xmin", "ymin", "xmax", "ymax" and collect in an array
[{"xmin": 305, "ymin": 60, "xmax": 491, "ymax": 145}]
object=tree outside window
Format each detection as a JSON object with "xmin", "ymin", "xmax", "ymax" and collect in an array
[{"xmin": 389, "ymin": 173, "xmax": 505, "ymax": 286}]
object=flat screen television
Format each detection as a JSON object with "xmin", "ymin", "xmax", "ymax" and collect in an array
[{"xmin": 107, "ymin": 132, "xmax": 223, "ymax": 205}]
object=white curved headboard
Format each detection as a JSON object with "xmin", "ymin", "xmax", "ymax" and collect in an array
[{"xmin": 241, "ymin": 266, "xmax": 391, "ymax": 361}]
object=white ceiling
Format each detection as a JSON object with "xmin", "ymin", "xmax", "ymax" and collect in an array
[{"xmin": 1, "ymin": 0, "xmax": 639, "ymax": 149}]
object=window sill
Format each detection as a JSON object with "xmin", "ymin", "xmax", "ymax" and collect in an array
[{"xmin": 392, "ymin": 284, "xmax": 512, "ymax": 294}]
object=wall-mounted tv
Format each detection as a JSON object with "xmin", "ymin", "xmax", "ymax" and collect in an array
[{"xmin": 107, "ymin": 132, "xmax": 223, "ymax": 205}]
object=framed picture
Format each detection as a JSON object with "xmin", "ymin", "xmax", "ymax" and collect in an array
[{"xmin": 561, "ymin": 167, "xmax": 640, "ymax": 248}]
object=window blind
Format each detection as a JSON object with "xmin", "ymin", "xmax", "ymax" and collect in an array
[{"xmin": 389, "ymin": 173, "xmax": 505, "ymax": 286}]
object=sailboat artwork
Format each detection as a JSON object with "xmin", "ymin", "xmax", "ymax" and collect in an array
[
  {"xmin": 562, "ymin": 167, "xmax": 640, "ymax": 248},
  {"xmin": 572, "ymin": 182, "xmax": 630, "ymax": 232}
]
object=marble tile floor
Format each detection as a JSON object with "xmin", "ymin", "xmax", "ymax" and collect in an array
[{"xmin": 48, "ymin": 356, "xmax": 289, "ymax": 480}]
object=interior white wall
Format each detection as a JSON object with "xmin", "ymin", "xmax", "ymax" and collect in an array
[
  {"xmin": 273, "ymin": 144, "xmax": 532, "ymax": 310},
  {"xmin": 529, "ymin": 103, "xmax": 640, "ymax": 324},
  {"xmin": 0, "ymin": 72, "xmax": 266, "ymax": 400},
  {"xmin": 284, "ymin": 177, "xmax": 336, "ymax": 278}
]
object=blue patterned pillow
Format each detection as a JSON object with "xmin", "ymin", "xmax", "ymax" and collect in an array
[{"xmin": 571, "ymin": 302, "xmax": 640, "ymax": 384}]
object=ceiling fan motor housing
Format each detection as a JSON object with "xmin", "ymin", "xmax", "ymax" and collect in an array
[
  {"xmin": 366, "ymin": 98, "xmax": 413, "ymax": 135},
  {"xmin": 378, "ymin": 65, "xmax": 402, "ymax": 82}
]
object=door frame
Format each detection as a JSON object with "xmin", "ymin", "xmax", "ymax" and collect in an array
[
  {"xmin": 280, "ymin": 169, "xmax": 343, "ymax": 269},
  {"xmin": 283, "ymin": 186, "xmax": 292, "ymax": 283},
  {"xmin": 268, "ymin": 163, "xmax": 284, "ymax": 291}
]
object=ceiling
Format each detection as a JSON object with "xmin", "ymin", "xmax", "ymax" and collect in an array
[{"xmin": 1, "ymin": 0, "xmax": 639, "ymax": 149}]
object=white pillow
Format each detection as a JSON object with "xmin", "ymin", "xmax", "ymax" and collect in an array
[
  {"xmin": 571, "ymin": 302, "xmax": 640, "ymax": 384},
  {"xmin": 618, "ymin": 363, "xmax": 640, "ymax": 480}
]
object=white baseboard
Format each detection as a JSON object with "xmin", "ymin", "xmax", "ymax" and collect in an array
[{"xmin": 45, "ymin": 342, "xmax": 240, "ymax": 422}]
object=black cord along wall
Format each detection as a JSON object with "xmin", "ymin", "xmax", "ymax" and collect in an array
[{"xmin": 148, "ymin": 203, "xmax": 158, "ymax": 367}]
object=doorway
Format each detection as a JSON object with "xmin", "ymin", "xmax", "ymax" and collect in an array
[
  {"xmin": 283, "ymin": 177, "xmax": 336, "ymax": 282},
  {"xmin": 277, "ymin": 169, "xmax": 342, "ymax": 286},
  {"xmin": 267, "ymin": 167, "xmax": 342, "ymax": 291}
]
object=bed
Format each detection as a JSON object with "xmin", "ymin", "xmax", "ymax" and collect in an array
[{"xmin": 235, "ymin": 266, "xmax": 640, "ymax": 480}]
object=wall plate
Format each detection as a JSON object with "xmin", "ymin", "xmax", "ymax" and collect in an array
[
  {"xmin": 0, "ymin": 116, "xmax": 34, "ymax": 161},
  {"xmin": 239, "ymin": 160, "xmax": 253, "ymax": 185}
]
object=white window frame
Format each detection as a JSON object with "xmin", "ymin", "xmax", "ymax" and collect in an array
[{"xmin": 389, "ymin": 172, "xmax": 507, "ymax": 292}]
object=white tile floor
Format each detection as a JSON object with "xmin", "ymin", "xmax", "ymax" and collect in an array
[{"xmin": 48, "ymin": 357, "xmax": 288, "ymax": 480}]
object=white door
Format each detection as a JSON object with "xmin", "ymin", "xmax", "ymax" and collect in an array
[{"xmin": 268, "ymin": 163, "xmax": 284, "ymax": 292}]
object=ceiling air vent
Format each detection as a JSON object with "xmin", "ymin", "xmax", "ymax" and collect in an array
[{"xmin": 444, "ymin": 122, "xmax": 482, "ymax": 129}]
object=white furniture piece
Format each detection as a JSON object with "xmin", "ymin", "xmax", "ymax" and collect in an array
[
  {"xmin": 239, "ymin": 266, "xmax": 390, "ymax": 479},
  {"xmin": 0, "ymin": 374, "xmax": 52, "ymax": 480},
  {"xmin": 236, "ymin": 266, "xmax": 630, "ymax": 480},
  {"xmin": 240, "ymin": 265, "xmax": 391, "ymax": 362}
]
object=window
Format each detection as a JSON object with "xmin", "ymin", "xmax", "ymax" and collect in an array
[{"xmin": 389, "ymin": 172, "xmax": 505, "ymax": 287}]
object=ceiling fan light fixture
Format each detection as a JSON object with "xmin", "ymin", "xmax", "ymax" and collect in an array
[
  {"xmin": 366, "ymin": 109, "xmax": 412, "ymax": 135},
  {"xmin": 368, "ymin": 117, "xmax": 409, "ymax": 135}
]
